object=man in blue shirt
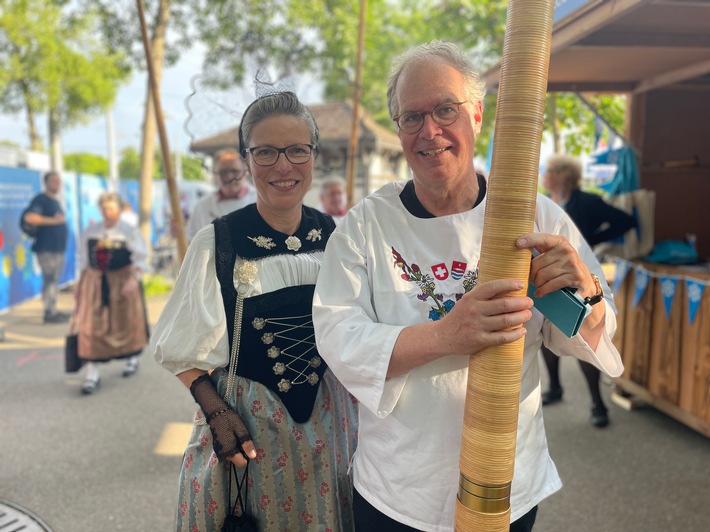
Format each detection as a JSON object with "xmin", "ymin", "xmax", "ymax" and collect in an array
[{"xmin": 23, "ymin": 171, "xmax": 69, "ymax": 323}]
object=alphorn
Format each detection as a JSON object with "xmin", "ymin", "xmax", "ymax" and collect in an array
[{"xmin": 455, "ymin": 1, "xmax": 555, "ymax": 530}]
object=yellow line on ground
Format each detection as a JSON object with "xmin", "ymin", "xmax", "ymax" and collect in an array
[
  {"xmin": 154, "ymin": 422, "xmax": 193, "ymax": 456},
  {"xmin": 0, "ymin": 332, "xmax": 63, "ymax": 350}
]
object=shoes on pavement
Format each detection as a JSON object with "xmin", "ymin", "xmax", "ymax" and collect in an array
[
  {"xmin": 122, "ymin": 358, "xmax": 139, "ymax": 377},
  {"xmin": 81, "ymin": 377, "xmax": 101, "ymax": 395},
  {"xmin": 44, "ymin": 311, "xmax": 70, "ymax": 324},
  {"xmin": 541, "ymin": 387, "xmax": 563, "ymax": 406},
  {"xmin": 590, "ymin": 405, "xmax": 609, "ymax": 428}
]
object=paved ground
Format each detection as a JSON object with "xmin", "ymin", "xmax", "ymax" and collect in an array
[{"xmin": 1, "ymin": 288, "xmax": 709, "ymax": 531}]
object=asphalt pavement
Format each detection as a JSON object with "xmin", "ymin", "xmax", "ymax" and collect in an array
[{"xmin": 1, "ymin": 287, "xmax": 709, "ymax": 531}]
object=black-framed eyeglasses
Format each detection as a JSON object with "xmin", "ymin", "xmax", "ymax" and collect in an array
[
  {"xmin": 217, "ymin": 168, "xmax": 247, "ymax": 181},
  {"xmin": 244, "ymin": 144, "xmax": 315, "ymax": 166},
  {"xmin": 393, "ymin": 101, "xmax": 469, "ymax": 134}
]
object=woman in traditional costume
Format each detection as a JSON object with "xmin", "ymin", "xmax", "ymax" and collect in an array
[
  {"xmin": 75, "ymin": 191, "xmax": 149, "ymax": 394},
  {"xmin": 152, "ymin": 91, "xmax": 358, "ymax": 531}
]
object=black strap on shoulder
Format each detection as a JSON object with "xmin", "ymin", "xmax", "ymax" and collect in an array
[{"xmin": 213, "ymin": 214, "xmax": 240, "ymax": 353}]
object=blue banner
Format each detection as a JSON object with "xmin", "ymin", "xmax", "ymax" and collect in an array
[
  {"xmin": 686, "ymin": 280, "xmax": 705, "ymax": 325},
  {"xmin": 659, "ymin": 276, "xmax": 678, "ymax": 319},
  {"xmin": 0, "ymin": 167, "xmax": 43, "ymax": 310},
  {"xmin": 632, "ymin": 268, "xmax": 650, "ymax": 308}
]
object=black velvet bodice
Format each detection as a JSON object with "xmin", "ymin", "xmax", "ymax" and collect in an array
[{"xmin": 213, "ymin": 204, "xmax": 336, "ymax": 423}]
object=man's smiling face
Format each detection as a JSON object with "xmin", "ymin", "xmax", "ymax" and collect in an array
[{"xmin": 395, "ymin": 60, "xmax": 482, "ymax": 192}]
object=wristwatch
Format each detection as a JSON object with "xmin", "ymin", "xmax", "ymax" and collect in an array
[{"xmin": 584, "ymin": 273, "xmax": 604, "ymax": 306}]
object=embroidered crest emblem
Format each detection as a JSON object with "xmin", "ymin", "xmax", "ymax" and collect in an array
[
  {"xmin": 392, "ymin": 246, "xmax": 478, "ymax": 321},
  {"xmin": 451, "ymin": 261, "xmax": 467, "ymax": 280},
  {"xmin": 432, "ymin": 263, "xmax": 449, "ymax": 280}
]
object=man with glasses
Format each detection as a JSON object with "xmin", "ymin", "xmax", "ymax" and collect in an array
[
  {"xmin": 186, "ymin": 148, "xmax": 257, "ymax": 239},
  {"xmin": 313, "ymin": 41, "xmax": 622, "ymax": 531}
]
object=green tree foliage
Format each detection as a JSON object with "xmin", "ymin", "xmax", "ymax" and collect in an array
[
  {"xmin": 0, "ymin": 0, "xmax": 130, "ymax": 150},
  {"xmin": 64, "ymin": 152, "xmax": 109, "ymax": 175},
  {"xmin": 118, "ymin": 146, "xmax": 205, "ymax": 181},
  {"xmin": 544, "ymin": 93, "xmax": 626, "ymax": 156},
  {"xmin": 118, "ymin": 146, "xmax": 145, "ymax": 180}
]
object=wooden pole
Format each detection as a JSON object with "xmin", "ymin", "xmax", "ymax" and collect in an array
[
  {"xmin": 345, "ymin": 0, "xmax": 367, "ymax": 208},
  {"xmin": 455, "ymin": 1, "xmax": 555, "ymax": 530},
  {"xmin": 135, "ymin": 0, "xmax": 188, "ymax": 266}
]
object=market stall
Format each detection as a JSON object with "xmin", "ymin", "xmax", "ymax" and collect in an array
[{"xmin": 485, "ymin": 0, "xmax": 710, "ymax": 436}]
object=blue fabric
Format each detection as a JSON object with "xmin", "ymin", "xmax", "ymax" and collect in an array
[
  {"xmin": 644, "ymin": 240, "xmax": 698, "ymax": 265},
  {"xmin": 598, "ymin": 146, "xmax": 640, "ymax": 196}
]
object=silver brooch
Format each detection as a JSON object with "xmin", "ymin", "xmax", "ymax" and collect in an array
[
  {"xmin": 278, "ymin": 379, "xmax": 292, "ymax": 392},
  {"xmin": 267, "ymin": 346, "xmax": 280, "ymax": 358},
  {"xmin": 306, "ymin": 229, "xmax": 322, "ymax": 242},
  {"xmin": 252, "ymin": 317, "xmax": 265, "ymax": 330},
  {"xmin": 285, "ymin": 235, "xmax": 302, "ymax": 251},
  {"xmin": 249, "ymin": 236, "xmax": 276, "ymax": 249},
  {"xmin": 307, "ymin": 373, "xmax": 319, "ymax": 385},
  {"xmin": 261, "ymin": 332, "xmax": 274, "ymax": 345},
  {"xmin": 273, "ymin": 362, "xmax": 286, "ymax": 375},
  {"xmin": 310, "ymin": 356, "xmax": 322, "ymax": 368}
]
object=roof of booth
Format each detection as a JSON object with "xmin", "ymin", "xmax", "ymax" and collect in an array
[{"xmin": 483, "ymin": 0, "xmax": 710, "ymax": 94}]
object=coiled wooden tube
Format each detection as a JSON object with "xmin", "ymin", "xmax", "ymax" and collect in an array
[{"xmin": 455, "ymin": 1, "xmax": 554, "ymax": 530}]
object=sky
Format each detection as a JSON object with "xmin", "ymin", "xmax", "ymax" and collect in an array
[{"xmin": 0, "ymin": 42, "xmax": 323, "ymax": 161}]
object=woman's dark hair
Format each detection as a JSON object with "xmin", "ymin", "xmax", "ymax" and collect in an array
[{"xmin": 238, "ymin": 91, "xmax": 319, "ymax": 159}]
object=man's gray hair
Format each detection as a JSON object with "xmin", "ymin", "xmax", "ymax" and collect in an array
[
  {"xmin": 387, "ymin": 40, "xmax": 486, "ymax": 119},
  {"xmin": 320, "ymin": 175, "xmax": 346, "ymax": 195}
]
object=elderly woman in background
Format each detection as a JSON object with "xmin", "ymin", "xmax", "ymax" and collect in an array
[
  {"xmin": 152, "ymin": 91, "xmax": 358, "ymax": 531},
  {"xmin": 541, "ymin": 154, "xmax": 636, "ymax": 427},
  {"xmin": 75, "ymin": 191, "xmax": 149, "ymax": 395}
]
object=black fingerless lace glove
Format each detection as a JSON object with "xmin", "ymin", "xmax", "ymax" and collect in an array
[{"xmin": 189, "ymin": 373, "xmax": 253, "ymax": 462}]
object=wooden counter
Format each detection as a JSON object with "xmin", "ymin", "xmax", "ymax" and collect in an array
[{"xmin": 612, "ymin": 261, "xmax": 710, "ymax": 437}]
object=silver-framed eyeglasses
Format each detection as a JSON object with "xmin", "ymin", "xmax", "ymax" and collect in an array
[
  {"xmin": 393, "ymin": 101, "xmax": 469, "ymax": 134},
  {"xmin": 245, "ymin": 144, "xmax": 315, "ymax": 166}
]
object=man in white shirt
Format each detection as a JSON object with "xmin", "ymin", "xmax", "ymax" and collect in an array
[
  {"xmin": 312, "ymin": 41, "xmax": 623, "ymax": 532},
  {"xmin": 186, "ymin": 148, "xmax": 257, "ymax": 239}
]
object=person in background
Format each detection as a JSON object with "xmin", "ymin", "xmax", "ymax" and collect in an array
[
  {"xmin": 74, "ymin": 192, "xmax": 150, "ymax": 395},
  {"xmin": 312, "ymin": 41, "xmax": 623, "ymax": 531},
  {"xmin": 541, "ymin": 153, "xmax": 636, "ymax": 427},
  {"xmin": 152, "ymin": 91, "xmax": 357, "ymax": 531},
  {"xmin": 319, "ymin": 175, "xmax": 348, "ymax": 224},
  {"xmin": 23, "ymin": 171, "xmax": 70, "ymax": 323},
  {"xmin": 119, "ymin": 200, "xmax": 139, "ymax": 227},
  {"xmin": 186, "ymin": 148, "xmax": 257, "ymax": 239}
]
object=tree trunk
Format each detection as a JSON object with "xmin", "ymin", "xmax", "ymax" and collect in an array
[
  {"xmin": 20, "ymin": 80, "xmax": 43, "ymax": 152},
  {"xmin": 138, "ymin": 0, "xmax": 170, "ymax": 251},
  {"xmin": 48, "ymin": 107, "xmax": 64, "ymax": 172}
]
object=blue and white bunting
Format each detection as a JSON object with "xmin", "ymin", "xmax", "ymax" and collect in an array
[
  {"xmin": 632, "ymin": 268, "xmax": 651, "ymax": 308},
  {"xmin": 613, "ymin": 258, "xmax": 632, "ymax": 295},
  {"xmin": 686, "ymin": 280, "xmax": 706, "ymax": 325},
  {"xmin": 659, "ymin": 276, "xmax": 678, "ymax": 319},
  {"xmin": 611, "ymin": 258, "xmax": 710, "ymax": 324}
]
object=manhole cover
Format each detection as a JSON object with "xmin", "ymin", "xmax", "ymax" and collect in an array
[{"xmin": 0, "ymin": 499, "xmax": 52, "ymax": 531}]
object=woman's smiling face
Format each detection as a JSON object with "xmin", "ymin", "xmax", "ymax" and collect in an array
[{"xmin": 245, "ymin": 114, "xmax": 314, "ymax": 220}]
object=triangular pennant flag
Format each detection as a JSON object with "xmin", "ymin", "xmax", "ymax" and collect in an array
[
  {"xmin": 686, "ymin": 279, "xmax": 706, "ymax": 325},
  {"xmin": 613, "ymin": 259, "xmax": 631, "ymax": 295},
  {"xmin": 659, "ymin": 276, "xmax": 678, "ymax": 319},
  {"xmin": 632, "ymin": 268, "xmax": 650, "ymax": 308}
]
